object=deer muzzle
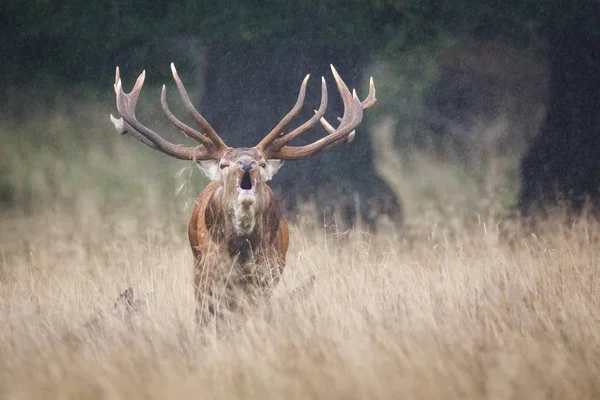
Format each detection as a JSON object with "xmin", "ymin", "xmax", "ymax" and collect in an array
[{"xmin": 236, "ymin": 164, "xmax": 257, "ymax": 206}]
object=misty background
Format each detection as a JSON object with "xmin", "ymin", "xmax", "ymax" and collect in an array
[{"xmin": 2, "ymin": 0, "xmax": 599, "ymax": 231}]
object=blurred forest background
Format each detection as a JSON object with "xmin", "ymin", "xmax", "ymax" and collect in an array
[{"xmin": 1, "ymin": 0, "xmax": 599, "ymax": 231}]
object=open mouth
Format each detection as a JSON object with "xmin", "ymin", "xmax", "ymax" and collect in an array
[{"xmin": 240, "ymin": 171, "xmax": 253, "ymax": 191}]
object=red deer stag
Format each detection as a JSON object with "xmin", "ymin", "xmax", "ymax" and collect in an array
[{"xmin": 109, "ymin": 63, "xmax": 376, "ymax": 324}]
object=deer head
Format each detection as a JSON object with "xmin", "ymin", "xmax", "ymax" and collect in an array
[{"xmin": 110, "ymin": 64, "xmax": 375, "ymax": 235}]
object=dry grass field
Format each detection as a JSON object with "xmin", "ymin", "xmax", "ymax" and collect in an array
[{"xmin": 1, "ymin": 97, "xmax": 600, "ymax": 399}]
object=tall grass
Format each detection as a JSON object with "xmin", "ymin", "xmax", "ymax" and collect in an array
[{"xmin": 1, "ymin": 95, "xmax": 599, "ymax": 399}]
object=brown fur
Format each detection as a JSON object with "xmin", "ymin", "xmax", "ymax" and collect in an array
[{"xmin": 189, "ymin": 176, "xmax": 289, "ymax": 323}]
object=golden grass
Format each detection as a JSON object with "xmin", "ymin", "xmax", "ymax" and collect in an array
[
  {"xmin": 2, "ymin": 201, "xmax": 600, "ymax": 399},
  {"xmin": 2, "ymin": 97, "xmax": 600, "ymax": 399}
]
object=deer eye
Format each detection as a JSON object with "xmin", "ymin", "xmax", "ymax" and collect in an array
[
  {"xmin": 219, "ymin": 163, "xmax": 229, "ymax": 170},
  {"xmin": 260, "ymin": 162, "xmax": 267, "ymax": 169}
]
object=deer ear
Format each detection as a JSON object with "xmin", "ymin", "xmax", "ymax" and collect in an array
[
  {"xmin": 265, "ymin": 159, "xmax": 285, "ymax": 180},
  {"xmin": 196, "ymin": 160, "xmax": 220, "ymax": 181}
]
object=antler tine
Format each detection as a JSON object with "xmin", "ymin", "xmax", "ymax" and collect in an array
[
  {"xmin": 330, "ymin": 67, "xmax": 364, "ymax": 133},
  {"xmin": 361, "ymin": 77, "xmax": 377, "ymax": 108},
  {"xmin": 316, "ymin": 112, "xmax": 336, "ymax": 134},
  {"xmin": 259, "ymin": 65, "xmax": 366, "ymax": 161},
  {"xmin": 316, "ymin": 115, "xmax": 357, "ymax": 145},
  {"xmin": 109, "ymin": 114, "xmax": 159, "ymax": 148},
  {"xmin": 271, "ymin": 77, "xmax": 328, "ymax": 148},
  {"xmin": 114, "ymin": 66, "xmax": 120, "ymax": 91},
  {"xmin": 256, "ymin": 74, "xmax": 310, "ymax": 150},
  {"xmin": 160, "ymin": 85, "xmax": 214, "ymax": 148},
  {"xmin": 110, "ymin": 67, "xmax": 217, "ymax": 161},
  {"xmin": 315, "ymin": 75, "xmax": 376, "ymax": 137},
  {"xmin": 170, "ymin": 63, "xmax": 227, "ymax": 151},
  {"xmin": 111, "ymin": 69, "xmax": 153, "ymax": 147}
]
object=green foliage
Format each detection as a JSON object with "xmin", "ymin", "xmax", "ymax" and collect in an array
[
  {"xmin": 0, "ymin": 88, "xmax": 209, "ymax": 213},
  {"xmin": 4, "ymin": 0, "xmax": 573, "ymax": 89}
]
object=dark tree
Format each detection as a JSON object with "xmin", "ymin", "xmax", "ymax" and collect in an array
[
  {"xmin": 519, "ymin": 1, "xmax": 600, "ymax": 216},
  {"xmin": 378, "ymin": 0, "xmax": 600, "ymax": 219}
]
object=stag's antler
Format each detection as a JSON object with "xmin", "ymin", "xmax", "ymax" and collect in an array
[
  {"xmin": 110, "ymin": 63, "xmax": 229, "ymax": 160},
  {"xmin": 255, "ymin": 65, "xmax": 376, "ymax": 160}
]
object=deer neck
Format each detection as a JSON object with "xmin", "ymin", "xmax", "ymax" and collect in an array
[
  {"xmin": 208, "ymin": 186, "xmax": 272, "ymax": 239},
  {"xmin": 204, "ymin": 185, "xmax": 283, "ymax": 264},
  {"xmin": 231, "ymin": 200, "xmax": 257, "ymax": 236}
]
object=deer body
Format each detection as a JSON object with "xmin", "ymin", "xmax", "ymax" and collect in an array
[
  {"xmin": 109, "ymin": 63, "xmax": 375, "ymax": 323},
  {"xmin": 188, "ymin": 177, "xmax": 289, "ymax": 322}
]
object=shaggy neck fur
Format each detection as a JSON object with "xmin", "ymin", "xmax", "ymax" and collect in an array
[
  {"xmin": 206, "ymin": 189, "xmax": 282, "ymax": 261},
  {"xmin": 231, "ymin": 202, "xmax": 256, "ymax": 236}
]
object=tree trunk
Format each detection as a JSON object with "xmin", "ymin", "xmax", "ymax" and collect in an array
[
  {"xmin": 199, "ymin": 42, "xmax": 402, "ymax": 230},
  {"xmin": 518, "ymin": 1, "xmax": 600, "ymax": 217}
]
